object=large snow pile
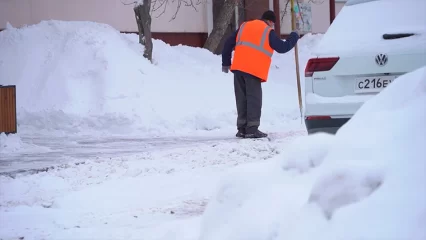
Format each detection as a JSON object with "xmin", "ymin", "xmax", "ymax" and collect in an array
[
  {"xmin": 198, "ymin": 65, "xmax": 426, "ymax": 240},
  {"xmin": 314, "ymin": 0, "xmax": 426, "ymax": 55},
  {"xmin": 0, "ymin": 20, "xmax": 319, "ymax": 137}
]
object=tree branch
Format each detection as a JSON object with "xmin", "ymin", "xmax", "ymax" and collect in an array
[
  {"xmin": 307, "ymin": 0, "xmax": 324, "ymax": 4},
  {"xmin": 281, "ymin": 0, "xmax": 322, "ymax": 23},
  {"xmin": 153, "ymin": 0, "xmax": 170, "ymax": 18},
  {"xmin": 169, "ymin": 0, "xmax": 203, "ymax": 22},
  {"xmin": 280, "ymin": 0, "xmax": 290, "ymax": 23},
  {"xmin": 297, "ymin": 0, "xmax": 304, "ymax": 25},
  {"xmin": 170, "ymin": 0, "xmax": 182, "ymax": 21},
  {"xmin": 121, "ymin": 0, "xmax": 138, "ymax": 5}
]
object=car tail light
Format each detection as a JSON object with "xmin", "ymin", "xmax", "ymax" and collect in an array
[
  {"xmin": 306, "ymin": 116, "xmax": 332, "ymax": 120},
  {"xmin": 305, "ymin": 57, "xmax": 340, "ymax": 77}
]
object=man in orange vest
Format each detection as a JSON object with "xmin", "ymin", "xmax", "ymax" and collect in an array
[{"xmin": 222, "ymin": 10, "xmax": 300, "ymax": 138}]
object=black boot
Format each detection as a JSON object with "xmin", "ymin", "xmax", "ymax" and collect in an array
[
  {"xmin": 235, "ymin": 128, "xmax": 246, "ymax": 138},
  {"xmin": 244, "ymin": 130, "xmax": 268, "ymax": 138}
]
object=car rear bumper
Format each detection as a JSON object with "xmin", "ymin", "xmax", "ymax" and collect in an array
[
  {"xmin": 304, "ymin": 93, "xmax": 370, "ymax": 116},
  {"xmin": 305, "ymin": 117, "xmax": 350, "ymax": 134},
  {"xmin": 303, "ymin": 93, "xmax": 367, "ymax": 134}
]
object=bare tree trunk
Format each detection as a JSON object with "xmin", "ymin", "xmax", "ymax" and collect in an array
[
  {"xmin": 134, "ymin": 0, "xmax": 153, "ymax": 62},
  {"xmin": 203, "ymin": 0, "xmax": 237, "ymax": 53}
]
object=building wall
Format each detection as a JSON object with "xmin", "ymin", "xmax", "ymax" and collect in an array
[
  {"xmin": 279, "ymin": 0, "xmax": 331, "ymax": 34},
  {"xmin": 311, "ymin": 0, "xmax": 330, "ymax": 33},
  {"xmin": 0, "ymin": 0, "xmax": 207, "ymax": 32},
  {"xmin": 0, "ymin": 0, "xmax": 336, "ymax": 46}
]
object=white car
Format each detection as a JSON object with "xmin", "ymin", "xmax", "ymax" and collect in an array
[{"xmin": 303, "ymin": 0, "xmax": 426, "ymax": 134}]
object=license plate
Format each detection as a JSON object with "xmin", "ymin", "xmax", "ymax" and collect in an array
[{"xmin": 354, "ymin": 76, "xmax": 396, "ymax": 93}]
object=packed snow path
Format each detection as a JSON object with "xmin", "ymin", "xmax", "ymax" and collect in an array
[{"xmin": 0, "ymin": 130, "xmax": 306, "ymax": 176}]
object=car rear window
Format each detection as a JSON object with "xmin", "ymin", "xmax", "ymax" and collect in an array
[{"xmin": 313, "ymin": 0, "xmax": 426, "ymax": 56}]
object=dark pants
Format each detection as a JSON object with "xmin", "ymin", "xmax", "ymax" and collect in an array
[{"xmin": 234, "ymin": 72, "xmax": 262, "ymax": 134}]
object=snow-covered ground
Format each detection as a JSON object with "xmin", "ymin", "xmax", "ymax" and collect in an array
[{"xmin": 0, "ymin": 20, "xmax": 315, "ymax": 239}]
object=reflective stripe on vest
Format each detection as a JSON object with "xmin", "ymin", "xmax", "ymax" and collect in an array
[{"xmin": 235, "ymin": 22, "xmax": 273, "ymax": 57}]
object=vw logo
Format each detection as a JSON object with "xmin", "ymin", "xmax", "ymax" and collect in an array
[{"xmin": 375, "ymin": 53, "xmax": 388, "ymax": 66}]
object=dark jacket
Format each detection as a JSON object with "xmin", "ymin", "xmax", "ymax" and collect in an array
[{"xmin": 222, "ymin": 20, "xmax": 299, "ymax": 78}]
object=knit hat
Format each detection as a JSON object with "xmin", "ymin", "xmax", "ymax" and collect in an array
[{"xmin": 261, "ymin": 10, "xmax": 276, "ymax": 23}]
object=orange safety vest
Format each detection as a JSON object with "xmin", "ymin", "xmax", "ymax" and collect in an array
[{"xmin": 230, "ymin": 20, "xmax": 274, "ymax": 82}]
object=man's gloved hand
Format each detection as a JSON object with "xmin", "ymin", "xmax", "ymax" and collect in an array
[
  {"xmin": 292, "ymin": 29, "xmax": 300, "ymax": 37},
  {"xmin": 222, "ymin": 66, "xmax": 230, "ymax": 73}
]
